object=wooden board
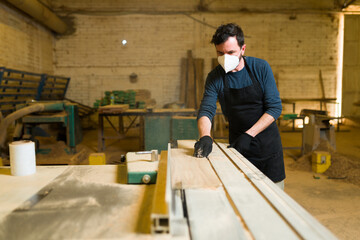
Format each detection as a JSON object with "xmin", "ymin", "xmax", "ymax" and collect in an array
[
  {"xmin": 98, "ymin": 104, "xmax": 129, "ymax": 114},
  {"xmin": 172, "ymin": 140, "xmax": 337, "ymax": 240},
  {"xmin": 208, "ymin": 144, "xmax": 299, "ymax": 239},
  {"xmin": 170, "ymin": 148, "xmax": 221, "ymax": 189},
  {"xmin": 185, "ymin": 50, "xmax": 196, "ymax": 109},
  {"xmin": 218, "ymin": 143, "xmax": 337, "ymax": 240},
  {"xmin": 185, "ymin": 188, "xmax": 249, "ymax": 240},
  {"xmin": 195, "ymin": 58, "xmax": 204, "ymax": 109},
  {"xmin": 180, "ymin": 58, "xmax": 187, "ymax": 103},
  {"xmin": 126, "ymin": 152, "xmax": 159, "ymax": 173},
  {"xmin": 152, "ymin": 108, "xmax": 196, "ymax": 113}
]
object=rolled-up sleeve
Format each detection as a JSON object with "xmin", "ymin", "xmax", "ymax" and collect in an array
[
  {"xmin": 197, "ymin": 72, "xmax": 219, "ymax": 121},
  {"xmin": 261, "ymin": 61, "xmax": 282, "ymax": 120}
]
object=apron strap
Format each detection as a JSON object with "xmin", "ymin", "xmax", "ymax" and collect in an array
[{"xmin": 243, "ymin": 56, "xmax": 260, "ymax": 87}]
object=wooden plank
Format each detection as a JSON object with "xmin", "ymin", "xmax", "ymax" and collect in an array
[
  {"xmin": 185, "ymin": 188, "xmax": 249, "ymax": 240},
  {"xmin": 180, "ymin": 58, "xmax": 187, "ymax": 104},
  {"xmin": 319, "ymin": 70, "xmax": 327, "ymax": 111},
  {"xmin": 281, "ymin": 98, "xmax": 337, "ymax": 103},
  {"xmin": 123, "ymin": 109, "xmax": 147, "ymax": 114},
  {"xmin": 211, "ymin": 58, "xmax": 218, "ymax": 70},
  {"xmin": 208, "ymin": 143, "xmax": 299, "ymax": 239},
  {"xmin": 166, "ymin": 145, "xmax": 190, "ymax": 239},
  {"xmin": 152, "ymin": 108, "xmax": 196, "ymax": 113},
  {"xmin": 170, "ymin": 148, "xmax": 222, "ymax": 189},
  {"xmin": 98, "ymin": 104, "xmax": 129, "ymax": 114},
  {"xmin": 176, "ymin": 140, "xmax": 196, "ymax": 150},
  {"xmin": 126, "ymin": 152, "xmax": 159, "ymax": 173},
  {"xmin": 194, "ymin": 58, "xmax": 204, "ymax": 109},
  {"xmin": 170, "ymin": 189, "xmax": 190, "ymax": 239},
  {"xmin": 217, "ymin": 142, "xmax": 338, "ymax": 240},
  {"xmin": 185, "ymin": 50, "xmax": 196, "ymax": 109}
]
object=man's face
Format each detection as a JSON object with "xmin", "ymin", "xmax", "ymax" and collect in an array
[{"xmin": 215, "ymin": 36, "xmax": 246, "ymax": 57}]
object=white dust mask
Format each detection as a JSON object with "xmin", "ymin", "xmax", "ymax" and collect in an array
[{"xmin": 217, "ymin": 54, "xmax": 240, "ymax": 73}]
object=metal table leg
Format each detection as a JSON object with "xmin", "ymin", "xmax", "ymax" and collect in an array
[{"xmin": 98, "ymin": 114, "xmax": 104, "ymax": 152}]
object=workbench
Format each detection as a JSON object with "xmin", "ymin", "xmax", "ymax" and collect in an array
[
  {"xmin": 281, "ymin": 98, "xmax": 338, "ymax": 112},
  {"xmin": 0, "ymin": 140, "xmax": 338, "ymax": 239},
  {"xmin": 159, "ymin": 140, "xmax": 337, "ymax": 239},
  {"xmin": 0, "ymin": 165, "xmax": 156, "ymax": 239},
  {"xmin": 280, "ymin": 98, "xmax": 343, "ymax": 132},
  {"xmin": 97, "ymin": 107, "xmax": 197, "ymax": 152}
]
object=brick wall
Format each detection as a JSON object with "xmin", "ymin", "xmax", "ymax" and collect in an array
[
  {"xmin": 55, "ymin": 10, "xmax": 340, "ymax": 115},
  {"xmin": 0, "ymin": 0, "xmax": 342, "ymax": 116},
  {"xmin": 0, "ymin": 2, "xmax": 54, "ymax": 73}
]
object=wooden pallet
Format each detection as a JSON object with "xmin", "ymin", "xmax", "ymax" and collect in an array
[{"xmin": 0, "ymin": 67, "xmax": 85, "ymax": 117}]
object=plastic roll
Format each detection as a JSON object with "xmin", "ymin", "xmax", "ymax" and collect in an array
[{"xmin": 9, "ymin": 140, "xmax": 36, "ymax": 176}]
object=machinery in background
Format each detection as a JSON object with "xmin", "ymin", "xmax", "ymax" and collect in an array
[
  {"xmin": 301, "ymin": 109, "xmax": 336, "ymax": 155},
  {"xmin": 15, "ymin": 101, "xmax": 82, "ymax": 154},
  {"xmin": 0, "ymin": 101, "xmax": 82, "ymax": 156}
]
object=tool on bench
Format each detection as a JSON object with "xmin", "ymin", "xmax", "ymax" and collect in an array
[
  {"xmin": 119, "ymin": 150, "xmax": 159, "ymax": 184},
  {"xmin": 135, "ymin": 149, "xmax": 158, "ymax": 162}
]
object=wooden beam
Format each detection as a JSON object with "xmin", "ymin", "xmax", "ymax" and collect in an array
[
  {"xmin": 319, "ymin": 69, "xmax": 327, "ymax": 111},
  {"xmin": 217, "ymin": 142, "xmax": 337, "ymax": 240},
  {"xmin": 186, "ymin": 50, "xmax": 196, "ymax": 109},
  {"xmin": 195, "ymin": 58, "xmax": 204, "ymax": 109},
  {"xmin": 180, "ymin": 58, "xmax": 187, "ymax": 104},
  {"xmin": 185, "ymin": 188, "xmax": 249, "ymax": 240},
  {"xmin": 170, "ymin": 148, "xmax": 222, "ymax": 189},
  {"xmin": 208, "ymin": 143, "xmax": 299, "ymax": 239}
]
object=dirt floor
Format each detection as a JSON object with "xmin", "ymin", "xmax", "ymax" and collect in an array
[
  {"xmin": 10, "ymin": 121, "xmax": 359, "ymax": 239},
  {"xmin": 281, "ymin": 125, "xmax": 360, "ymax": 239}
]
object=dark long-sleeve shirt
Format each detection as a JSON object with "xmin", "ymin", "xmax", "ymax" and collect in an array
[{"xmin": 198, "ymin": 56, "xmax": 282, "ymax": 121}]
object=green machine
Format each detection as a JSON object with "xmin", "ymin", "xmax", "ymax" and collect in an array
[
  {"xmin": 144, "ymin": 115, "xmax": 199, "ymax": 151},
  {"xmin": 13, "ymin": 101, "xmax": 82, "ymax": 153}
]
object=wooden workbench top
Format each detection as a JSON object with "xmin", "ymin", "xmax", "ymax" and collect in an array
[{"xmin": 0, "ymin": 165, "xmax": 157, "ymax": 239}]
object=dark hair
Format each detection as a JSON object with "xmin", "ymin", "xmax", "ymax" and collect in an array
[{"xmin": 211, "ymin": 23, "xmax": 244, "ymax": 47}]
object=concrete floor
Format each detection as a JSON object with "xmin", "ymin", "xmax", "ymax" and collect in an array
[{"xmin": 79, "ymin": 123, "xmax": 360, "ymax": 239}]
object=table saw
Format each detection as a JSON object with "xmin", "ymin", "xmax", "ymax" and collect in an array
[{"xmin": 0, "ymin": 140, "xmax": 338, "ymax": 239}]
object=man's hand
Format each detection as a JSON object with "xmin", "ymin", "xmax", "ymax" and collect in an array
[
  {"xmin": 194, "ymin": 136, "xmax": 213, "ymax": 158},
  {"xmin": 230, "ymin": 133, "xmax": 254, "ymax": 153}
]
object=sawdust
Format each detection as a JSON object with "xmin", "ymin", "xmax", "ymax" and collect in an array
[
  {"xmin": 35, "ymin": 136, "xmax": 92, "ymax": 165},
  {"xmin": 290, "ymin": 140, "xmax": 360, "ymax": 187},
  {"xmin": 0, "ymin": 168, "xmax": 145, "ymax": 239}
]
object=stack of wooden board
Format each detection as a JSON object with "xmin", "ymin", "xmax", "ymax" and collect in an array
[
  {"xmin": 180, "ymin": 50, "xmax": 204, "ymax": 109},
  {"xmin": 149, "ymin": 140, "xmax": 338, "ymax": 240},
  {"xmin": 98, "ymin": 104, "xmax": 129, "ymax": 114}
]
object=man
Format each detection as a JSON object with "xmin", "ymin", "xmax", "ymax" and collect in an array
[{"xmin": 194, "ymin": 23, "xmax": 285, "ymax": 188}]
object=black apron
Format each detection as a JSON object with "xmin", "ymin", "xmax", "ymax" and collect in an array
[{"xmin": 223, "ymin": 57, "xmax": 285, "ymax": 182}]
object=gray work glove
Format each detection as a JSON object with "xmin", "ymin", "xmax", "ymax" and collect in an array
[{"xmin": 194, "ymin": 136, "xmax": 213, "ymax": 158}]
